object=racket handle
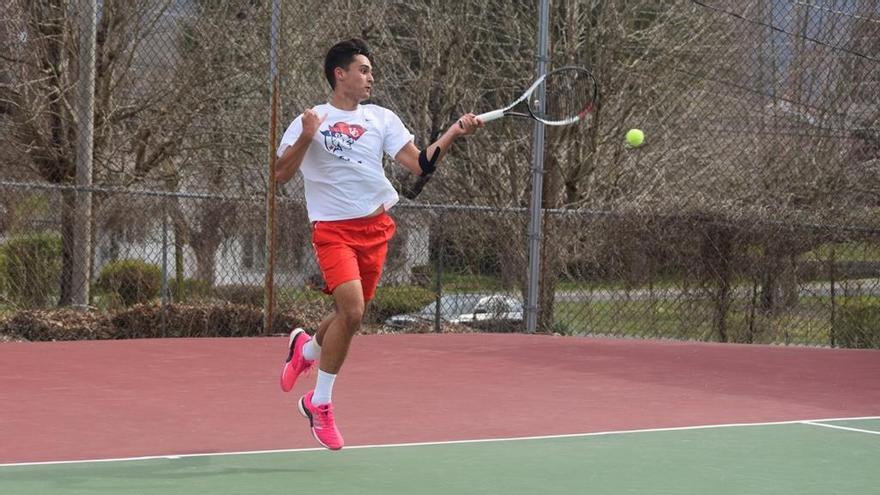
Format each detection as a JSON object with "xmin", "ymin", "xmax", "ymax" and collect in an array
[{"xmin": 475, "ymin": 109, "xmax": 505, "ymax": 123}]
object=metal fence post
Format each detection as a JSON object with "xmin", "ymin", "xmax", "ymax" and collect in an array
[
  {"xmin": 161, "ymin": 198, "xmax": 169, "ymax": 337},
  {"xmin": 829, "ymin": 248, "xmax": 837, "ymax": 347},
  {"xmin": 263, "ymin": 0, "xmax": 282, "ymax": 335},
  {"xmin": 433, "ymin": 212, "xmax": 444, "ymax": 333},
  {"xmin": 71, "ymin": 0, "xmax": 97, "ymax": 310},
  {"xmin": 525, "ymin": 0, "xmax": 551, "ymax": 333}
]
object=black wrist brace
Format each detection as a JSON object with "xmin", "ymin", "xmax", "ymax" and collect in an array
[{"xmin": 419, "ymin": 147, "xmax": 441, "ymax": 176}]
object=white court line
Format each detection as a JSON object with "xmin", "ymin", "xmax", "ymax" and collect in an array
[
  {"xmin": 802, "ymin": 420, "xmax": 880, "ymax": 436},
  {"xmin": 1, "ymin": 415, "xmax": 878, "ymax": 468}
]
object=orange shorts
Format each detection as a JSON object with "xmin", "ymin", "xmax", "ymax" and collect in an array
[{"xmin": 311, "ymin": 212, "xmax": 396, "ymax": 301}]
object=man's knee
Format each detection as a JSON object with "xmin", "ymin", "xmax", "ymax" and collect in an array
[
  {"xmin": 333, "ymin": 280, "xmax": 366, "ymax": 332},
  {"xmin": 337, "ymin": 303, "xmax": 364, "ymax": 332}
]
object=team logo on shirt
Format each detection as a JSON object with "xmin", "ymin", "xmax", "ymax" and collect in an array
[{"xmin": 321, "ymin": 122, "xmax": 367, "ymax": 155}]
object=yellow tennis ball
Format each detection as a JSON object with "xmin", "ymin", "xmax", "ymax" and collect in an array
[{"xmin": 626, "ymin": 129, "xmax": 644, "ymax": 147}]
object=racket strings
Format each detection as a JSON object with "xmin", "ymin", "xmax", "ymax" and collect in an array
[{"xmin": 529, "ymin": 69, "xmax": 596, "ymax": 124}]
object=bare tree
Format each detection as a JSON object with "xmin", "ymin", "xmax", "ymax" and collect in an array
[{"xmin": 1, "ymin": 1, "xmax": 272, "ymax": 294}]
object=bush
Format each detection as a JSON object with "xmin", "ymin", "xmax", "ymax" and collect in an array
[
  {"xmin": 213, "ymin": 284, "xmax": 264, "ymax": 307},
  {"xmin": 111, "ymin": 303, "xmax": 269, "ymax": 338},
  {"xmin": 466, "ymin": 319, "xmax": 524, "ymax": 333},
  {"xmin": 0, "ymin": 302, "xmax": 320, "ymax": 341},
  {"xmin": 0, "ymin": 252, "xmax": 7, "ymax": 298},
  {"xmin": 112, "ymin": 303, "xmax": 321, "ymax": 338},
  {"xmin": 834, "ymin": 298, "xmax": 880, "ymax": 349},
  {"xmin": 97, "ymin": 259, "xmax": 161, "ymax": 307},
  {"xmin": 410, "ymin": 265, "xmax": 433, "ymax": 287},
  {"xmin": 0, "ymin": 232, "xmax": 62, "ymax": 308},
  {"xmin": 170, "ymin": 278, "xmax": 213, "ymax": 302},
  {"xmin": 0, "ymin": 309, "xmax": 113, "ymax": 341},
  {"xmin": 366, "ymin": 286, "xmax": 435, "ymax": 324}
]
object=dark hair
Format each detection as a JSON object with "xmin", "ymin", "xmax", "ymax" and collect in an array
[{"xmin": 324, "ymin": 38, "xmax": 373, "ymax": 90}]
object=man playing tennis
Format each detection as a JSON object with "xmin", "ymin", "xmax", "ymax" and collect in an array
[{"xmin": 275, "ymin": 38, "xmax": 482, "ymax": 451}]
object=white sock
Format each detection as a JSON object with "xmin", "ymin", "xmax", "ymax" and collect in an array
[
  {"xmin": 303, "ymin": 338, "xmax": 321, "ymax": 361},
  {"xmin": 312, "ymin": 370, "xmax": 336, "ymax": 405}
]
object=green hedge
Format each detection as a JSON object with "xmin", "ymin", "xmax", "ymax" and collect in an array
[
  {"xmin": 170, "ymin": 278, "xmax": 213, "ymax": 302},
  {"xmin": 366, "ymin": 286, "xmax": 435, "ymax": 323},
  {"xmin": 0, "ymin": 303, "xmax": 303, "ymax": 341},
  {"xmin": 167, "ymin": 281, "xmax": 265, "ymax": 307},
  {"xmin": 0, "ymin": 232, "xmax": 62, "ymax": 308},
  {"xmin": 213, "ymin": 284, "xmax": 264, "ymax": 307},
  {"xmin": 834, "ymin": 298, "xmax": 880, "ymax": 349},
  {"xmin": 0, "ymin": 252, "xmax": 7, "ymax": 298},
  {"xmin": 97, "ymin": 259, "xmax": 161, "ymax": 307}
]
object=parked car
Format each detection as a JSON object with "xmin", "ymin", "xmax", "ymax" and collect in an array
[{"xmin": 385, "ymin": 293, "xmax": 524, "ymax": 331}]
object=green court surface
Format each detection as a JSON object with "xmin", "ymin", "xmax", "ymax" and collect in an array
[{"xmin": 2, "ymin": 418, "xmax": 877, "ymax": 495}]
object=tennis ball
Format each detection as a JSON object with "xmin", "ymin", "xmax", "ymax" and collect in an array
[{"xmin": 626, "ymin": 129, "xmax": 644, "ymax": 148}]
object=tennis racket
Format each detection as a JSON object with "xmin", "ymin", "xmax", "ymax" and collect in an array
[
  {"xmin": 470, "ymin": 65, "xmax": 598, "ymax": 127},
  {"xmin": 403, "ymin": 66, "xmax": 597, "ymax": 200}
]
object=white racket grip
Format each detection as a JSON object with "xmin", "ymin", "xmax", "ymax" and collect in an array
[{"xmin": 476, "ymin": 109, "xmax": 505, "ymax": 123}]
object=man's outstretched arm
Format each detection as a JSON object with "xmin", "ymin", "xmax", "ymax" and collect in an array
[{"xmin": 395, "ymin": 113, "xmax": 482, "ymax": 177}]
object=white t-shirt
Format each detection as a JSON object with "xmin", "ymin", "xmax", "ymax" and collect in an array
[{"xmin": 276, "ymin": 103, "xmax": 414, "ymax": 222}]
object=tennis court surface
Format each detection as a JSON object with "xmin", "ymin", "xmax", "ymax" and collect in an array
[{"xmin": 2, "ymin": 334, "xmax": 878, "ymax": 494}]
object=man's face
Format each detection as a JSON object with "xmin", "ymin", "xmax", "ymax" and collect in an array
[{"xmin": 335, "ymin": 54, "xmax": 373, "ymax": 101}]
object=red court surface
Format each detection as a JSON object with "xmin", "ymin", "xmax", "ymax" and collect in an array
[{"xmin": 1, "ymin": 333, "xmax": 878, "ymax": 464}]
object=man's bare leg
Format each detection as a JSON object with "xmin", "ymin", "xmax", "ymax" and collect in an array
[
  {"xmin": 317, "ymin": 280, "xmax": 364, "ymax": 374},
  {"xmin": 313, "ymin": 311, "xmax": 336, "ymax": 347}
]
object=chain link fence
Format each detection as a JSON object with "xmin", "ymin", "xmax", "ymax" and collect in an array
[{"xmin": 1, "ymin": 1, "xmax": 878, "ymax": 347}]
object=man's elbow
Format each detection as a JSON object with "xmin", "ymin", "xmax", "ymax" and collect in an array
[
  {"xmin": 274, "ymin": 162, "xmax": 289, "ymax": 183},
  {"xmin": 404, "ymin": 156, "xmax": 423, "ymax": 176}
]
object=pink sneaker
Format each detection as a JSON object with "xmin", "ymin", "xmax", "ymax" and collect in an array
[
  {"xmin": 280, "ymin": 328, "xmax": 315, "ymax": 392},
  {"xmin": 298, "ymin": 390, "xmax": 344, "ymax": 450}
]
